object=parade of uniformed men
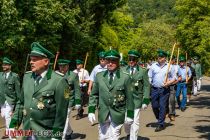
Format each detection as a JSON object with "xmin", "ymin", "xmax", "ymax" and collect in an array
[
  {"xmin": 122, "ymin": 50, "xmax": 150, "ymax": 140},
  {"xmin": 0, "ymin": 57, "xmax": 20, "ymax": 139},
  {"xmin": 0, "ymin": 43, "xmax": 206, "ymax": 140},
  {"xmin": 9, "ymin": 42, "xmax": 70, "ymax": 140},
  {"xmin": 57, "ymin": 59, "xmax": 81, "ymax": 139}
]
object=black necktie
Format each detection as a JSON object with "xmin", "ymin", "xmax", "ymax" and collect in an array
[
  {"xmin": 131, "ymin": 67, "xmax": 134, "ymax": 75},
  {"xmin": 109, "ymin": 72, "xmax": 113, "ymax": 85},
  {"xmin": 4, "ymin": 73, "xmax": 7, "ymax": 79},
  {"xmin": 35, "ymin": 75, "xmax": 42, "ymax": 86}
]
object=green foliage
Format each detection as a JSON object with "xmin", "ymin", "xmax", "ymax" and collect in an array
[
  {"xmin": 175, "ymin": 0, "xmax": 210, "ymax": 75},
  {"xmin": 0, "ymin": 0, "xmax": 209, "ymax": 75}
]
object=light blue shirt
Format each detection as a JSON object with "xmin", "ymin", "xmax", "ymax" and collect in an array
[
  {"xmin": 148, "ymin": 62, "xmax": 176, "ymax": 88},
  {"xmin": 89, "ymin": 64, "xmax": 107, "ymax": 82},
  {"xmin": 178, "ymin": 65, "xmax": 192, "ymax": 81}
]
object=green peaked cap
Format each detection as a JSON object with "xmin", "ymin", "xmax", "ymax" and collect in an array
[
  {"xmin": 76, "ymin": 59, "xmax": 83, "ymax": 64},
  {"xmin": 179, "ymin": 55, "xmax": 186, "ymax": 61},
  {"xmin": 104, "ymin": 50, "xmax": 120, "ymax": 59},
  {"xmin": 30, "ymin": 42, "xmax": 55, "ymax": 58},
  {"xmin": 157, "ymin": 49, "xmax": 168, "ymax": 57},
  {"xmin": 128, "ymin": 50, "xmax": 140, "ymax": 58},
  {"xmin": 57, "ymin": 59, "xmax": 71, "ymax": 65},
  {"xmin": 193, "ymin": 56, "xmax": 199, "ymax": 60},
  {"xmin": 2, "ymin": 57, "xmax": 14, "ymax": 65},
  {"xmin": 98, "ymin": 51, "xmax": 106, "ymax": 58}
]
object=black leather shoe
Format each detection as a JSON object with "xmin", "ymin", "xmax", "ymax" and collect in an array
[
  {"xmin": 1, "ymin": 136, "xmax": 9, "ymax": 139},
  {"xmin": 65, "ymin": 131, "xmax": 73, "ymax": 140},
  {"xmin": 181, "ymin": 108, "xmax": 186, "ymax": 112},
  {"xmin": 126, "ymin": 134, "xmax": 130, "ymax": 140},
  {"xmin": 155, "ymin": 125, "xmax": 165, "ymax": 132},
  {"xmin": 65, "ymin": 135, "xmax": 71, "ymax": 140},
  {"xmin": 76, "ymin": 114, "xmax": 83, "ymax": 120}
]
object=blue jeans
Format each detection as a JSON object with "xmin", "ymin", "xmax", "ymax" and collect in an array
[
  {"xmin": 176, "ymin": 82, "xmax": 187, "ymax": 109},
  {"xmin": 151, "ymin": 87, "xmax": 170, "ymax": 126}
]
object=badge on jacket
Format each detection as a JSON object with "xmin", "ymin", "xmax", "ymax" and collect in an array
[
  {"xmin": 23, "ymin": 109, "xmax": 27, "ymax": 116},
  {"xmin": 64, "ymin": 88, "xmax": 70, "ymax": 99},
  {"xmin": 37, "ymin": 97, "xmax": 45, "ymax": 110}
]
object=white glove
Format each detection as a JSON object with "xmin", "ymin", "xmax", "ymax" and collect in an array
[
  {"xmin": 141, "ymin": 104, "xmax": 148, "ymax": 110},
  {"xmin": 74, "ymin": 104, "xmax": 81, "ymax": 110},
  {"xmin": 199, "ymin": 77, "xmax": 202, "ymax": 80},
  {"xmin": 88, "ymin": 113, "xmax": 96, "ymax": 124},
  {"xmin": 125, "ymin": 117, "xmax": 133, "ymax": 124},
  {"xmin": 8, "ymin": 128, "xmax": 17, "ymax": 140}
]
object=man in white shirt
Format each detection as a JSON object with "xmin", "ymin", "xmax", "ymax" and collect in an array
[{"xmin": 73, "ymin": 59, "xmax": 90, "ymax": 120}]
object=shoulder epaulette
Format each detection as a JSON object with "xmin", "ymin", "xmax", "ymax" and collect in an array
[
  {"xmin": 55, "ymin": 71, "xmax": 64, "ymax": 76},
  {"xmin": 122, "ymin": 71, "xmax": 130, "ymax": 75},
  {"xmin": 25, "ymin": 71, "xmax": 32, "ymax": 74},
  {"xmin": 12, "ymin": 72, "xmax": 19, "ymax": 77}
]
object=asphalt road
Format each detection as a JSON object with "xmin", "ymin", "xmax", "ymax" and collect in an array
[{"xmin": 1, "ymin": 77, "xmax": 210, "ymax": 140}]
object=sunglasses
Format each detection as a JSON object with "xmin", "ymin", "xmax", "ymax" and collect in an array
[
  {"xmin": 129, "ymin": 58, "xmax": 137, "ymax": 61},
  {"xmin": 99, "ymin": 58, "xmax": 105, "ymax": 60}
]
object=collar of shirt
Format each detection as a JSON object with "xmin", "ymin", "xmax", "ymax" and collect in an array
[
  {"xmin": 179, "ymin": 65, "xmax": 186, "ymax": 69},
  {"xmin": 156, "ymin": 62, "xmax": 167, "ymax": 68},
  {"xmin": 36, "ymin": 70, "xmax": 48, "ymax": 83},
  {"xmin": 130, "ymin": 67, "xmax": 136, "ymax": 74},
  {"xmin": 108, "ymin": 71, "xmax": 116, "ymax": 80},
  {"xmin": 4, "ymin": 71, "xmax": 11, "ymax": 79},
  {"xmin": 99, "ymin": 64, "xmax": 107, "ymax": 69}
]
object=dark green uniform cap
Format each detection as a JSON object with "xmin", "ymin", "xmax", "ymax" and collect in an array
[
  {"xmin": 104, "ymin": 50, "xmax": 120, "ymax": 59},
  {"xmin": 128, "ymin": 50, "xmax": 140, "ymax": 58},
  {"xmin": 98, "ymin": 51, "xmax": 106, "ymax": 58},
  {"xmin": 30, "ymin": 42, "xmax": 55, "ymax": 58},
  {"xmin": 58, "ymin": 59, "xmax": 71, "ymax": 65},
  {"xmin": 157, "ymin": 49, "xmax": 168, "ymax": 57},
  {"xmin": 76, "ymin": 59, "xmax": 83, "ymax": 65},
  {"xmin": 2, "ymin": 57, "xmax": 14, "ymax": 65},
  {"xmin": 179, "ymin": 56, "xmax": 186, "ymax": 61},
  {"xmin": 193, "ymin": 56, "xmax": 199, "ymax": 60}
]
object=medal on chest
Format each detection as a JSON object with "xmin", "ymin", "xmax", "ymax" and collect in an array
[{"xmin": 37, "ymin": 97, "xmax": 45, "ymax": 110}]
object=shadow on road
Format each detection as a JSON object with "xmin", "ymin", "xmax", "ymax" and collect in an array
[
  {"xmin": 193, "ymin": 125, "xmax": 210, "ymax": 140},
  {"xmin": 120, "ymin": 135, "xmax": 150, "ymax": 140},
  {"xmin": 189, "ymin": 95, "xmax": 210, "ymax": 109},
  {"xmin": 201, "ymin": 85, "xmax": 210, "ymax": 92},
  {"xmin": 71, "ymin": 133, "xmax": 86, "ymax": 139},
  {"xmin": 145, "ymin": 122, "xmax": 174, "ymax": 128}
]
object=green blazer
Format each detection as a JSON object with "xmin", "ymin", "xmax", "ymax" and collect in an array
[
  {"xmin": 195, "ymin": 63, "xmax": 202, "ymax": 79},
  {"xmin": 0, "ymin": 72, "xmax": 20, "ymax": 106},
  {"xmin": 10, "ymin": 69, "xmax": 69, "ymax": 140},
  {"xmin": 64, "ymin": 70, "xmax": 81, "ymax": 107},
  {"xmin": 123, "ymin": 65, "xmax": 150, "ymax": 109},
  {"xmin": 88, "ymin": 68, "xmax": 134, "ymax": 125}
]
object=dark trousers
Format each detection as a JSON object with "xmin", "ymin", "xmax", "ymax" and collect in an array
[
  {"xmin": 77, "ymin": 86, "xmax": 88, "ymax": 116},
  {"xmin": 166, "ymin": 85, "xmax": 176, "ymax": 115},
  {"xmin": 151, "ymin": 86, "xmax": 170, "ymax": 126}
]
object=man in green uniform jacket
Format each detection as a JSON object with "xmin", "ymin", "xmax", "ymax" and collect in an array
[
  {"xmin": 0, "ymin": 57, "xmax": 20, "ymax": 139},
  {"xmin": 57, "ymin": 59, "xmax": 81, "ymax": 139},
  {"xmin": 88, "ymin": 50, "xmax": 134, "ymax": 140},
  {"xmin": 123, "ymin": 50, "xmax": 150, "ymax": 140},
  {"xmin": 191, "ymin": 56, "xmax": 202, "ymax": 95},
  {"xmin": 9, "ymin": 42, "xmax": 69, "ymax": 140}
]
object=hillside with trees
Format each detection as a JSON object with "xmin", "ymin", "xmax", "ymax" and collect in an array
[{"xmin": 0, "ymin": 0, "xmax": 209, "ymax": 75}]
